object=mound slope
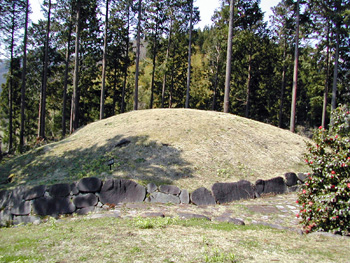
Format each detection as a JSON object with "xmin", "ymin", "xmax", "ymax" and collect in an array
[{"xmin": 0, "ymin": 109, "xmax": 309, "ymax": 191}]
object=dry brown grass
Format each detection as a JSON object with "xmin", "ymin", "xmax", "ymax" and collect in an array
[{"xmin": 0, "ymin": 109, "xmax": 309, "ymax": 190}]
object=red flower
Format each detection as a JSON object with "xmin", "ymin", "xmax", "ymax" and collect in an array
[
  {"xmin": 296, "ymin": 200, "xmax": 299, "ymax": 204},
  {"xmin": 319, "ymin": 126, "xmax": 323, "ymax": 129},
  {"xmin": 342, "ymin": 163, "xmax": 346, "ymax": 167},
  {"xmin": 296, "ymin": 213, "xmax": 300, "ymax": 218},
  {"xmin": 331, "ymin": 185, "xmax": 335, "ymax": 189},
  {"xmin": 331, "ymin": 171, "xmax": 336, "ymax": 174},
  {"xmin": 335, "ymin": 135, "xmax": 338, "ymax": 139},
  {"xmin": 303, "ymin": 189, "xmax": 307, "ymax": 194},
  {"xmin": 309, "ymin": 201, "xmax": 313, "ymax": 205},
  {"xmin": 305, "ymin": 182, "xmax": 309, "ymax": 186},
  {"xmin": 309, "ymin": 161, "xmax": 313, "ymax": 164},
  {"xmin": 347, "ymin": 183, "xmax": 350, "ymax": 188}
]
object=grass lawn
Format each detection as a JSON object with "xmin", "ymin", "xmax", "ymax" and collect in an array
[{"xmin": 0, "ymin": 216, "xmax": 348, "ymax": 263}]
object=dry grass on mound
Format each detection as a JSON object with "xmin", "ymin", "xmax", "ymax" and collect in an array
[{"xmin": 0, "ymin": 109, "xmax": 310, "ymax": 191}]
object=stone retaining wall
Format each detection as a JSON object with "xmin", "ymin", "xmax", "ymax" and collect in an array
[{"xmin": 0, "ymin": 172, "xmax": 304, "ymax": 226}]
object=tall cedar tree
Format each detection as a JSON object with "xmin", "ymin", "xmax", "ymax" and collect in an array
[
  {"xmin": 134, "ymin": 0, "xmax": 142, "ymax": 110},
  {"xmin": 100, "ymin": 0, "xmax": 109, "ymax": 120},
  {"xmin": 20, "ymin": 0, "xmax": 30, "ymax": 152},
  {"xmin": 290, "ymin": 0, "xmax": 300, "ymax": 133},
  {"xmin": 224, "ymin": 0, "xmax": 235, "ymax": 113},
  {"xmin": 38, "ymin": 0, "xmax": 52, "ymax": 139}
]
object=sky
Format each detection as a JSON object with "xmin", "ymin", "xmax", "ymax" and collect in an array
[
  {"xmin": 195, "ymin": 0, "xmax": 281, "ymax": 29},
  {"xmin": 29, "ymin": 0, "xmax": 281, "ymax": 27}
]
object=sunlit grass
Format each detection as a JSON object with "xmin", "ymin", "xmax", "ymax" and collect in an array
[{"xmin": 0, "ymin": 216, "xmax": 348, "ymax": 263}]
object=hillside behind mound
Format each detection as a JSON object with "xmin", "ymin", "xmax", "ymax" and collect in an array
[{"xmin": 0, "ymin": 109, "xmax": 309, "ymax": 191}]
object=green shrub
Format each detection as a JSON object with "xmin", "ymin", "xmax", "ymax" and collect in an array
[{"xmin": 297, "ymin": 105, "xmax": 350, "ymax": 235}]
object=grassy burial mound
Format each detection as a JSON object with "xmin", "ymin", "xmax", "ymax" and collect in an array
[{"xmin": 0, "ymin": 109, "xmax": 309, "ymax": 191}]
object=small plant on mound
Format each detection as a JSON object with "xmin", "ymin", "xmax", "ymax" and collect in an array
[{"xmin": 297, "ymin": 105, "xmax": 350, "ymax": 235}]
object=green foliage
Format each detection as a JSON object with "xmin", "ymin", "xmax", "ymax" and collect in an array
[
  {"xmin": 132, "ymin": 216, "xmax": 180, "ymax": 229},
  {"xmin": 203, "ymin": 248, "xmax": 236, "ymax": 263},
  {"xmin": 297, "ymin": 105, "xmax": 350, "ymax": 235}
]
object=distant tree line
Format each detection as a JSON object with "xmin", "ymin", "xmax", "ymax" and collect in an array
[{"xmin": 0, "ymin": 0, "xmax": 349, "ymax": 154}]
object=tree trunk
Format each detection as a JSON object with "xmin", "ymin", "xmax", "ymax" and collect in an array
[
  {"xmin": 134, "ymin": 0, "xmax": 142, "ymax": 111},
  {"xmin": 212, "ymin": 50, "xmax": 220, "ymax": 111},
  {"xmin": 321, "ymin": 23, "xmax": 330, "ymax": 128},
  {"xmin": 20, "ymin": 0, "xmax": 29, "ymax": 153},
  {"xmin": 161, "ymin": 16, "xmax": 173, "ymax": 108},
  {"xmin": 330, "ymin": 22, "xmax": 340, "ymax": 125},
  {"xmin": 245, "ymin": 53, "xmax": 252, "ymax": 118},
  {"xmin": 62, "ymin": 6, "xmax": 73, "ymax": 137},
  {"xmin": 8, "ymin": 2, "xmax": 16, "ymax": 153},
  {"xmin": 169, "ymin": 65, "xmax": 174, "ymax": 108},
  {"xmin": 121, "ymin": 2, "xmax": 130, "ymax": 114},
  {"xmin": 185, "ymin": 0, "xmax": 193, "ymax": 108},
  {"xmin": 149, "ymin": 21, "xmax": 159, "ymax": 109},
  {"xmin": 39, "ymin": 0, "xmax": 51, "ymax": 139},
  {"xmin": 112, "ymin": 66, "xmax": 118, "ymax": 115},
  {"xmin": 290, "ymin": 0, "xmax": 299, "ymax": 133},
  {"xmin": 71, "ymin": 1, "xmax": 81, "ymax": 133},
  {"xmin": 224, "ymin": 0, "xmax": 235, "ymax": 113},
  {"xmin": 100, "ymin": 0, "xmax": 109, "ymax": 120},
  {"xmin": 278, "ymin": 39, "xmax": 287, "ymax": 128}
]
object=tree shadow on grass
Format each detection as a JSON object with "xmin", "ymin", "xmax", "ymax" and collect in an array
[{"xmin": 0, "ymin": 134, "xmax": 193, "ymax": 190}]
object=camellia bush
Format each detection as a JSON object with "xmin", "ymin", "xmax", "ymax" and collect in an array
[{"xmin": 297, "ymin": 105, "xmax": 350, "ymax": 235}]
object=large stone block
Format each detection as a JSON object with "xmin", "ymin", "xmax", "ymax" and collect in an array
[
  {"xmin": 33, "ymin": 196, "xmax": 76, "ymax": 216},
  {"xmin": 179, "ymin": 189, "xmax": 190, "ymax": 204},
  {"xmin": 147, "ymin": 192, "xmax": 180, "ymax": 204},
  {"xmin": 0, "ymin": 208, "xmax": 12, "ymax": 226},
  {"xmin": 212, "ymin": 180, "xmax": 255, "ymax": 204},
  {"xmin": 77, "ymin": 177, "xmax": 102, "ymax": 193},
  {"xmin": 255, "ymin": 177, "xmax": 287, "ymax": 195},
  {"xmin": 297, "ymin": 173, "xmax": 308, "ymax": 183},
  {"xmin": 25, "ymin": 185, "xmax": 46, "ymax": 200},
  {"xmin": 147, "ymin": 183, "xmax": 157, "ymax": 193},
  {"xmin": 190, "ymin": 187, "xmax": 216, "ymax": 206},
  {"xmin": 284, "ymin": 172, "xmax": 298, "ymax": 186},
  {"xmin": 98, "ymin": 179, "xmax": 146, "ymax": 205},
  {"xmin": 70, "ymin": 182, "xmax": 80, "ymax": 195},
  {"xmin": 73, "ymin": 193, "xmax": 98, "ymax": 208},
  {"xmin": 76, "ymin": 206, "xmax": 95, "ymax": 215},
  {"xmin": 101, "ymin": 179, "xmax": 114, "ymax": 192},
  {"xmin": 0, "ymin": 190, "xmax": 9, "ymax": 208},
  {"xmin": 49, "ymin": 184, "xmax": 71, "ymax": 197},
  {"xmin": 11, "ymin": 200, "xmax": 31, "ymax": 216},
  {"xmin": 8, "ymin": 186, "xmax": 28, "ymax": 211},
  {"xmin": 159, "ymin": 185, "xmax": 180, "ymax": 196},
  {"xmin": 13, "ymin": 215, "xmax": 40, "ymax": 225},
  {"xmin": 255, "ymin": 179, "xmax": 265, "ymax": 196}
]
